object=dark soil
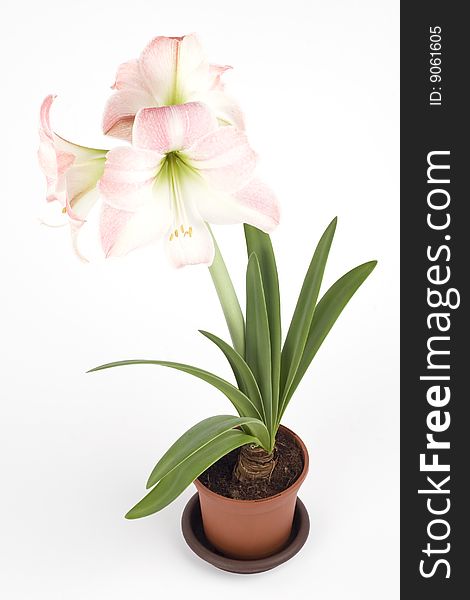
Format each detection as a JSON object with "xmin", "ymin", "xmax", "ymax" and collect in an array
[{"xmin": 198, "ymin": 428, "xmax": 304, "ymax": 500}]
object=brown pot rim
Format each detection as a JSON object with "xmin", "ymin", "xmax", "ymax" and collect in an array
[{"xmin": 194, "ymin": 424, "xmax": 309, "ymax": 505}]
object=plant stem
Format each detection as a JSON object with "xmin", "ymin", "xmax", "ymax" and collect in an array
[
  {"xmin": 233, "ymin": 444, "xmax": 276, "ymax": 482},
  {"xmin": 208, "ymin": 230, "xmax": 246, "ymax": 357}
]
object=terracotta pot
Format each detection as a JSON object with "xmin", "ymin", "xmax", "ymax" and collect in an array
[{"xmin": 193, "ymin": 425, "xmax": 309, "ymax": 560}]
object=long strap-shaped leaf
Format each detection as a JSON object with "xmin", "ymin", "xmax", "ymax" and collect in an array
[
  {"xmin": 126, "ymin": 429, "xmax": 258, "ymax": 518},
  {"xmin": 208, "ymin": 232, "xmax": 245, "ymax": 356},
  {"xmin": 88, "ymin": 360, "xmax": 263, "ymax": 422},
  {"xmin": 146, "ymin": 415, "xmax": 264, "ymax": 489},
  {"xmin": 244, "ymin": 225, "xmax": 281, "ymax": 427},
  {"xmin": 278, "ymin": 260, "xmax": 377, "ymax": 421},
  {"xmin": 280, "ymin": 217, "xmax": 337, "ymax": 408},
  {"xmin": 199, "ymin": 330, "xmax": 266, "ymax": 421},
  {"xmin": 245, "ymin": 253, "xmax": 274, "ymax": 446}
]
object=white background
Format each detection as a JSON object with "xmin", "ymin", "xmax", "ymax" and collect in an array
[{"xmin": 0, "ymin": 1, "xmax": 399, "ymax": 598}]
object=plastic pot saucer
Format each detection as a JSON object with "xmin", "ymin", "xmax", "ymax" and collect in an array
[{"xmin": 181, "ymin": 493, "xmax": 310, "ymax": 574}]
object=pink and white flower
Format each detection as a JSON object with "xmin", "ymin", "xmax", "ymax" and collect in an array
[
  {"xmin": 103, "ymin": 34, "xmax": 244, "ymax": 141},
  {"xmin": 38, "ymin": 95, "xmax": 107, "ymax": 257},
  {"xmin": 99, "ymin": 102, "xmax": 279, "ymax": 267}
]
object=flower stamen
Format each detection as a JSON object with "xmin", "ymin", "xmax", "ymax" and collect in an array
[
  {"xmin": 169, "ymin": 224, "xmax": 193, "ymax": 241},
  {"xmin": 165, "ymin": 153, "xmax": 193, "ymax": 243}
]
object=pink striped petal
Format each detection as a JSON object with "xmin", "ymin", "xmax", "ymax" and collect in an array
[
  {"xmin": 132, "ymin": 103, "xmax": 217, "ymax": 153},
  {"xmin": 192, "ymin": 177, "xmax": 279, "ymax": 233},
  {"xmin": 38, "ymin": 95, "xmax": 75, "ymax": 204},
  {"xmin": 100, "ymin": 204, "xmax": 134, "ymax": 257},
  {"xmin": 99, "ymin": 146, "xmax": 162, "ymax": 211},
  {"xmin": 233, "ymin": 178, "xmax": 280, "ymax": 232},
  {"xmin": 39, "ymin": 94, "xmax": 55, "ymax": 139},
  {"xmin": 100, "ymin": 189, "xmax": 172, "ymax": 258},
  {"xmin": 139, "ymin": 36, "xmax": 182, "ymax": 104},
  {"xmin": 104, "ymin": 58, "xmax": 154, "ymax": 139},
  {"xmin": 104, "ymin": 116, "xmax": 135, "ymax": 141},
  {"xmin": 112, "ymin": 59, "xmax": 148, "ymax": 91},
  {"xmin": 139, "ymin": 34, "xmax": 209, "ymax": 105},
  {"xmin": 38, "ymin": 95, "xmax": 76, "ymax": 183},
  {"xmin": 103, "ymin": 89, "xmax": 155, "ymax": 140},
  {"xmin": 38, "ymin": 142, "xmax": 73, "ymax": 204},
  {"xmin": 209, "ymin": 64, "xmax": 232, "ymax": 90},
  {"xmin": 187, "ymin": 126, "xmax": 256, "ymax": 193}
]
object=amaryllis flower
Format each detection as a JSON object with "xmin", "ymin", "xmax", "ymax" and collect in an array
[
  {"xmin": 38, "ymin": 95, "xmax": 107, "ymax": 257},
  {"xmin": 99, "ymin": 102, "xmax": 279, "ymax": 267},
  {"xmin": 103, "ymin": 34, "xmax": 244, "ymax": 141}
]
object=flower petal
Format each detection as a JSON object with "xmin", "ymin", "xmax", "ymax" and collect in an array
[
  {"xmin": 205, "ymin": 89, "xmax": 245, "ymax": 129},
  {"xmin": 233, "ymin": 179, "xmax": 280, "ymax": 231},
  {"xmin": 66, "ymin": 179, "xmax": 102, "ymax": 223},
  {"xmin": 103, "ymin": 89, "xmax": 155, "ymax": 140},
  {"xmin": 186, "ymin": 126, "xmax": 256, "ymax": 193},
  {"xmin": 164, "ymin": 198, "xmax": 214, "ymax": 268},
  {"xmin": 209, "ymin": 64, "xmax": 232, "ymax": 90},
  {"xmin": 99, "ymin": 147, "xmax": 162, "ymax": 211},
  {"xmin": 100, "ymin": 204, "xmax": 134, "ymax": 257},
  {"xmin": 194, "ymin": 177, "xmax": 280, "ymax": 233},
  {"xmin": 69, "ymin": 219, "xmax": 90, "ymax": 263},
  {"xmin": 103, "ymin": 116, "xmax": 135, "ymax": 141},
  {"xmin": 100, "ymin": 190, "xmax": 172, "ymax": 258},
  {"xmin": 103, "ymin": 55, "xmax": 154, "ymax": 140},
  {"xmin": 139, "ymin": 34, "xmax": 209, "ymax": 105},
  {"xmin": 112, "ymin": 59, "xmax": 148, "ymax": 91},
  {"xmin": 39, "ymin": 94, "xmax": 55, "ymax": 140},
  {"xmin": 132, "ymin": 103, "xmax": 217, "ymax": 153},
  {"xmin": 138, "ymin": 36, "xmax": 181, "ymax": 104},
  {"xmin": 38, "ymin": 95, "xmax": 75, "ymax": 204}
]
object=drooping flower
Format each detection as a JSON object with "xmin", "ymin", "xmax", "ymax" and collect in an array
[
  {"xmin": 102, "ymin": 34, "xmax": 244, "ymax": 141},
  {"xmin": 99, "ymin": 102, "xmax": 279, "ymax": 267},
  {"xmin": 38, "ymin": 95, "xmax": 108, "ymax": 258}
]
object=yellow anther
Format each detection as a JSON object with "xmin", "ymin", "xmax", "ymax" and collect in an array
[
  {"xmin": 170, "ymin": 225, "xmax": 193, "ymax": 240},
  {"xmin": 61, "ymin": 207, "xmax": 67, "ymax": 214}
]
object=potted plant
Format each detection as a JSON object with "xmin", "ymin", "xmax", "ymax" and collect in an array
[{"xmin": 38, "ymin": 33, "xmax": 376, "ymax": 571}]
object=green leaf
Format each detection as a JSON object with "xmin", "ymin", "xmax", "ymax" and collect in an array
[
  {"xmin": 208, "ymin": 232, "xmax": 245, "ymax": 356},
  {"xmin": 88, "ymin": 360, "xmax": 263, "ymax": 421},
  {"xmin": 245, "ymin": 253, "xmax": 274, "ymax": 445},
  {"xmin": 126, "ymin": 429, "xmax": 258, "ymax": 518},
  {"xmin": 146, "ymin": 414, "xmax": 264, "ymax": 489},
  {"xmin": 279, "ymin": 260, "xmax": 377, "ymax": 418},
  {"xmin": 244, "ymin": 225, "xmax": 281, "ymax": 429},
  {"xmin": 199, "ymin": 330, "xmax": 265, "ymax": 421},
  {"xmin": 280, "ymin": 217, "xmax": 337, "ymax": 406}
]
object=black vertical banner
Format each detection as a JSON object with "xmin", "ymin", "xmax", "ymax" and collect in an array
[{"xmin": 401, "ymin": 2, "xmax": 468, "ymax": 598}]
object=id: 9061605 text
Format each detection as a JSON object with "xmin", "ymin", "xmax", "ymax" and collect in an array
[{"xmin": 429, "ymin": 26, "xmax": 442, "ymax": 107}]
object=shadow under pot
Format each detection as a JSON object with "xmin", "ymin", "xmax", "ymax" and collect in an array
[{"xmin": 193, "ymin": 425, "xmax": 309, "ymax": 560}]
